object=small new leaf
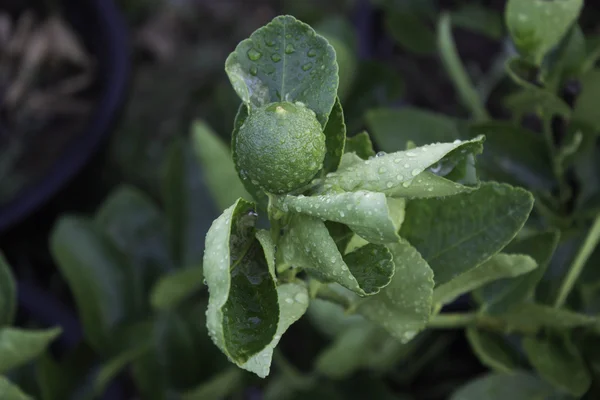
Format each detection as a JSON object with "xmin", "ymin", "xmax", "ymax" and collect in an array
[
  {"xmin": 0, "ymin": 327, "xmax": 62, "ymax": 373},
  {"xmin": 322, "ymin": 97, "xmax": 346, "ymax": 173}
]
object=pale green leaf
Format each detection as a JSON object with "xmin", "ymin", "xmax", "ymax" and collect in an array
[
  {"xmin": 204, "ymin": 199, "xmax": 279, "ymax": 368},
  {"xmin": 506, "ymin": 0, "xmax": 583, "ymax": 65},
  {"xmin": 523, "ymin": 335, "xmax": 591, "ymax": 396},
  {"xmin": 225, "ymin": 15, "xmax": 338, "ymax": 126},
  {"xmin": 357, "ymin": 239, "xmax": 434, "ymax": 343},
  {"xmin": 181, "ymin": 367, "xmax": 244, "ymax": 400},
  {"xmin": 402, "ymin": 182, "xmax": 534, "ymax": 285},
  {"xmin": 433, "ymin": 254, "xmax": 537, "ymax": 306},
  {"xmin": 320, "ymin": 136, "xmax": 484, "ymax": 198},
  {"xmin": 322, "ymin": 97, "xmax": 346, "ymax": 173},
  {"xmin": 307, "ymin": 297, "xmax": 364, "ymax": 338},
  {"xmin": 466, "ymin": 328, "xmax": 519, "ymax": 373},
  {"xmin": 0, "ymin": 377, "xmax": 33, "ymax": 400},
  {"xmin": 241, "ymin": 283, "xmax": 309, "ymax": 377},
  {"xmin": 0, "ymin": 253, "xmax": 16, "ymax": 326},
  {"xmin": 272, "ymin": 191, "xmax": 403, "ymax": 244},
  {"xmin": 451, "ymin": 371, "xmax": 558, "ymax": 400},
  {"xmin": 0, "ymin": 327, "xmax": 61, "ymax": 373},
  {"xmin": 279, "ymin": 216, "xmax": 394, "ymax": 296},
  {"xmin": 191, "ymin": 120, "xmax": 250, "ymax": 210},
  {"xmin": 344, "ymin": 132, "xmax": 375, "ymax": 159},
  {"xmin": 150, "ymin": 266, "xmax": 205, "ymax": 311}
]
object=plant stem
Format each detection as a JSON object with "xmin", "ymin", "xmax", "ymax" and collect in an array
[
  {"xmin": 315, "ymin": 286, "xmax": 352, "ymax": 310},
  {"xmin": 554, "ymin": 214, "xmax": 600, "ymax": 308},
  {"xmin": 427, "ymin": 312, "xmax": 508, "ymax": 332}
]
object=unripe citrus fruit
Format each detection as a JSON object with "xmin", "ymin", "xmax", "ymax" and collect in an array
[{"xmin": 236, "ymin": 101, "xmax": 326, "ymax": 194}]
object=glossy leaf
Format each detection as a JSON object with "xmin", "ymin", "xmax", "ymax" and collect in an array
[
  {"xmin": 0, "ymin": 327, "xmax": 61, "ymax": 373},
  {"xmin": 320, "ymin": 136, "xmax": 484, "ymax": 198},
  {"xmin": 150, "ymin": 266, "xmax": 205, "ymax": 311},
  {"xmin": 0, "ymin": 377, "xmax": 32, "ymax": 400},
  {"xmin": 366, "ymin": 107, "xmax": 460, "ymax": 152},
  {"xmin": 573, "ymin": 68, "xmax": 600, "ymax": 133},
  {"xmin": 191, "ymin": 120, "xmax": 250, "ymax": 210},
  {"xmin": 0, "ymin": 253, "xmax": 16, "ymax": 326},
  {"xmin": 225, "ymin": 15, "xmax": 338, "ymax": 126},
  {"xmin": 279, "ymin": 216, "xmax": 394, "ymax": 296},
  {"xmin": 181, "ymin": 367, "xmax": 244, "ymax": 400},
  {"xmin": 401, "ymin": 182, "xmax": 534, "ymax": 285},
  {"xmin": 272, "ymin": 191, "xmax": 403, "ymax": 244},
  {"xmin": 344, "ymin": 132, "xmax": 375, "ymax": 159},
  {"xmin": 357, "ymin": 240, "xmax": 434, "ymax": 343},
  {"xmin": 322, "ymin": 97, "xmax": 346, "ymax": 173},
  {"xmin": 433, "ymin": 254, "xmax": 537, "ymax": 306},
  {"xmin": 466, "ymin": 328, "xmax": 519, "ymax": 373},
  {"xmin": 477, "ymin": 231, "xmax": 560, "ymax": 313},
  {"xmin": 204, "ymin": 199, "xmax": 279, "ymax": 370},
  {"xmin": 241, "ymin": 283, "xmax": 309, "ymax": 377},
  {"xmin": 51, "ymin": 217, "xmax": 135, "ymax": 351},
  {"xmin": 231, "ymin": 104, "xmax": 270, "ymax": 210},
  {"xmin": 523, "ymin": 335, "xmax": 591, "ymax": 396},
  {"xmin": 451, "ymin": 371, "xmax": 557, "ymax": 400},
  {"xmin": 505, "ymin": 0, "xmax": 583, "ymax": 65}
]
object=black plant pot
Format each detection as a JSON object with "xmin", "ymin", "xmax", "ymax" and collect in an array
[
  {"xmin": 17, "ymin": 281, "xmax": 126, "ymax": 400},
  {"xmin": 0, "ymin": 0, "xmax": 129, "ymax": 233}
]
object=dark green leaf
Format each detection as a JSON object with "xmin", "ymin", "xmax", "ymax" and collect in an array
[
  {"xmin": 181, "ymin": 367, "xmax": 244, "ymax": 400},
  {"xmin": 523, "ymin": 334, "xmax": 591, "ymax": 396},
  {"xmin": 322, "ymin": 97, "xmax": 346, "ymax": 173},
  {"xmin": 451, "ymin": 4, "xmax": 503, "ymax": 40},
  {"xmin": 225, "ymin": 15, "xmax": 338, "ymax": 126},
  {"xmin": 35, "ymin": 353, "xmax": 74, "ymax": 400},
  {"xmin": 0, "ymin": 377, "xmax": 32, "ymax": 400},
  {"xmin": 94, "ymin": 342, "xmax": 151, "ymax": 397},
  {"xmin": 466, "ymin": 328, "xmax": 519, "ymax": 373},
  {"xmin": 272, "ymin": 191, "xmax": 403, "ymax": 244},
  {"xmin": 191, "ymin": 120, "xmax": 250, "ymax": 210},
  {"xmin": 0, "ymin": 328, "xmax": 61, "ymax": 373},
  {"xmin": 204, "ymin": 199, "xmax": 279, "ymax": 374},
  {"xmin": 433, "ymin": 254, "xmax": 537, "ymax": 307},
  {"xmin": 150, "ymin": 267, "xmax": 204, "ymax": 311},
  {"xmin": 401, "ymin": 182, "xmax": 534, "ymax": 285},
  {"xmin": 51, "ymin": 217, "xmax": 135, "ymax": 352},
  {"xmin": 505, "ymin": 0, "xmax": 583, "ymax": 65},
  {"xmin": 357, "ymin": 239, "xmax": 434, "ymax": 343},
  {"xmin": 573, "ymin": 68, "xmax": 600, "ymax": 133},
  {"xmin": 279, "ymin": 216, "xmax": 394, "ymax": 296},
  {"xmin": 344, "ymin": 132, "xmax": 375, "ymax": 160},
  {"xmin": 451, "ymin": 371, "xmax": 557, "ymax": 400},
  {"xmin": 366, "ymin": 107, "xmax": 460, "ymax": 152},
  {"xmin": 0, "ymin": 252, "xmax": 16, "ymax": 326},
  {"xmin": 385, "ymin": 11, "xmax": 436, "ymax": 55}
]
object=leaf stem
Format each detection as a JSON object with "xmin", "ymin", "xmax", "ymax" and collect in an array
[
  {"xmin": 315, "ymin": 286, "xmax": 353, "ymax": 310},
  {"xmin": 427, "ymin": 312, "xmax": 507, "ymax": 332},
  {"xmin": 554, "ymin": 214, "xmax": 600, "ymax": 308}
]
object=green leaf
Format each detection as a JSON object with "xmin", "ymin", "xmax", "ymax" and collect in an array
[
  {"xmin": 225, "ymin": 15, "xmax": 338, "ymax": 126},
  {"xmin": 357, "ymin": 239, "xmax": 434, "ymax": 343},
  {"xmin": 505, "ymin": 0, "xmax": 584, "ymax": 65},
  {"xmin": 433, "ymin": 254, "xmax": 537, "ymax": 307},
  {"xmin": 476, "ymin": 230, "xmax": 560, "ymax": 313},
  {"xmin": 467, "ymin": 121, "xmax": 554, "ymax": 190},
  {"xmin": 385, "ymin": 11, "xmax": 436, "ymax": 55},
  {"xmin": 162, "ymin": 138, "xmax": 214, "ymax": 267},
  {"xmin": 437, "ymin": 14, "xmax": 487, "ymax": 121},
  {"xmin": 94, "ymin": 342, "xmax": 151, "ymax": 397},
  {"xmin": 181, "ymin": 367, "xmax": 244, "ymax": 400},
  {"xmin": 401, "ymin": 182, "xmax": 534, "ymax": 285},
  {"xmin": 498, "ymin": 303, "xmax": 596, "ymax": 332},
  {"xmin": 466, "ymin": 328, "xmax": 519, "ymax": 373},
  {"xmin": 573, "ymin": 68, "xmax": 600, "ymax": 133},
  {"xmin": 0, "ymin": 253, "xmax": 16, "ymax": 326},
  {"xmin": 204, "ymin": 199, "xmax": 279, "ymax": 370},
  {"xmin": 451, "ymin": 4, "xmax": 503, "ymax": 40},
  {"xmin": 0, "ymin": 377, "xmax": 33, "ymax": 400},
  {"xmin": 322, "ymin": 97, "xmax": 346, "ymax": 173},
  {"xmin": 191, "ymin": 120, "xmax": 250, "ymax": 210},
  {"xmin": 279, "ymin": 216, "xmax": 394, "ymax": 296},
  {"xmin": 0, "ymin": 328, "xmax": 61, "ymax": 373},
  {"xmin": 320, "ymin": 136, "xmax": 484, "ymax": 198},
  {"xmin": 523, "ymin": 334, "xmax": 591, "ymax": 396},
  {"xmin": 95, "ymin": 185, "xmax": 173, "ymax": 314},
  {"xmin": 366, "ymin": 107, "xmax": 460, "ymax": 152},
  {"xmin": 241, "ymin": 283, "xmax": 309, "ymax": 377},
  {"xmin": 150, "ymin": 266, "xmax": 204, "ymax": 311},
  {"xmin": 344, "ymin": 132, "xmax": 375, "ymax": 160},
  {"xmin": 272, "ymin": 191, "xmax": 403, "ymax": 244},
  {"xmin": 450, "ymin": 371, "xmax": 557, "ymax": 400},
  {"xmin": 307, "ymin": 297, "xmax": 364, "ymax": 338},
  {"xmin": 231, "ymin": 104, "xmax": 270, "ymax": 210},
  {"xmin": 51, "ymin": 217, "xmax": 135, "ymax": 352}
]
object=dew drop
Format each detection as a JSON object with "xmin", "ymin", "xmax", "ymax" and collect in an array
[
  {"xmin": 250, "ymin": 65, "xmax": 258, "ymax": 76},
  {"xmin": 406, "ymin": 151, "xmax": 416, "ymax": 157},
  {"xmin": 301, "ymin": 62, "xmax": 313, "ymax": 71},
  {"xmin": 376, "ymin": 151, "xmax": 387, "ymax": 157},
  {"xmin": 396, "ymin": 174, "xmax": 403, "ymax": 181},
  {"xmin": 378, "ymin": 167, "xmax": 387, "ymax": 174},
  {"xmin": 285, "ymin": 298, "xmax": 294, "ymax": 304},
  {"xmin": 247, "ymin": 48, "xmax": 262, "ymax": 61},
  {"xmin": 271, "ymin": 53, "xmax": 282, "ymax": 62},
  {"xmin": 307, "ymin": 48, "xmax": 317, "ymax": 57},
  {"xmin": 386, "ymin": 182, "xmax": 394, "ymax": 188},
  {"xmin": 411, "ymin": 169, "xmax": 421, "ymax": 177},
  {"xmin": 294, "ymin": 292, "xmax": 308, "ymax": 303},
  {"xmin": 402, "ymin": 180, "xmax": 412, "ymax": 188},
  {"xmin": 265, "ymin": 38, "xmax": 276, "ymax": 47},
  {"xmin": 285, "ymin": 43, "xmax": 296, "ymax": 54}
]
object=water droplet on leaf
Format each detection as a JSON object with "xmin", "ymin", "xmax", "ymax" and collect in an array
[{"xmin": 247, "ymin": 48, "xmax": 262, "ymax": 61}]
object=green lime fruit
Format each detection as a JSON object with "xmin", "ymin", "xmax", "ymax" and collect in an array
[{"xmin": 236, "ymin": 101, "xmax": 326, "ymax": 194}]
